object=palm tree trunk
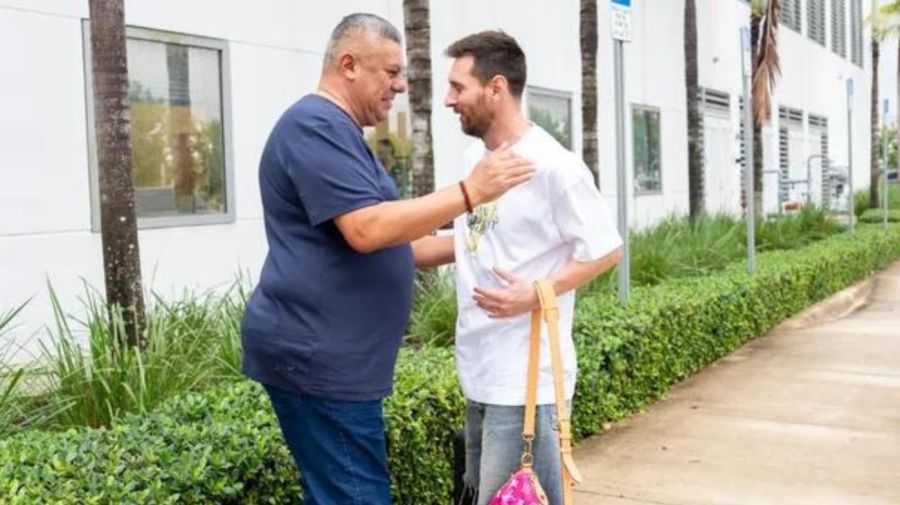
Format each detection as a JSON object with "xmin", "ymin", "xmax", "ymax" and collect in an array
[
  {"xmin": 403, "ymin": 0, "xmax": 435, "ymax": 198},
  {"xmin": 871, "ymin": 35, "xmax": 881, "ymax": 209},
  {"xmin": 580, "ymin": 0, "xmax": 600, "ymax": 187},
  {"xmin": 88, "ymin": 0, "xmax": 146, "ymax": 348},
  {"xmin": 685, "ymin": 0, "xmax": 703, "ymax": 219},
  {"xmin": 751, "ymin": 10, "xmax": 765, "ymax": 216}
]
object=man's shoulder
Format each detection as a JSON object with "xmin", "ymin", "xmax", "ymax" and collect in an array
[
  {"xmin": 529, "ymin": 126, "xmax": 582, "ymax": 166},
  {"xmin": 523, "ymin": 127, "xmax": 591, "ymax": 186},
  {"xmin": 277, "ymin": 95, "xmax": 357, "ymax": 136}
]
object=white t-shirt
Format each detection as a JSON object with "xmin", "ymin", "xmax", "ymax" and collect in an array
[{"xmin": 453, "ymin": 125, "xmax": 622, "ymax": 406}]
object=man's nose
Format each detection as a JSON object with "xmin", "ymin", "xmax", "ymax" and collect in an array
[{"xmin": 394, "ymin": 77, "xmax": 408, "ymax": 93}]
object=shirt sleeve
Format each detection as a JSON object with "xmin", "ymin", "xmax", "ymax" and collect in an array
[
  {"xmin": 278, "ymin": 116, "xmax": 385, "ymax": 226},
  {"xmin": 550, "ymin": 157, "xmax": 623, "ymax": 262}
]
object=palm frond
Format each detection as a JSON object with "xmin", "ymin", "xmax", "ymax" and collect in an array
[
  {"xmin": 752, "ymin": 0, "xmax": 781, "ymax": 126},
  {"xmin": 882, "ymin": 1, "xmax": 900, "ymax": 15},
  {"xmin": 750, "ymin": 0, "xmax": 766, "ymax": 16},
  {"xmin": 870, "ymin": 5, "xmax": 900, "ymax": 40}
]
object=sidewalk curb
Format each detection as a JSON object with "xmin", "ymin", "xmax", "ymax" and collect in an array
[{"xmin": 775, "ymin": 274, "xmax": 875, "ymax": 330}]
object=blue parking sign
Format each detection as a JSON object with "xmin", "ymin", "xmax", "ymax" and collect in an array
[{"xmin": 612, "ymin": 0, "xmax": 631, "ymax": 6}]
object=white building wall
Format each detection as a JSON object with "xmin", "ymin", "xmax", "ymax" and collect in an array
[
  {"xmin": 595, "ymin": 0, "xmax": 691, "ymax": 228},
  {"xmin": 0, "ymin": 0, "xmax": 877, "ymax": 361},
  {"xmin": 428, "ymin": 0, "xmax": 583, "ymax": 188},
  {"xmin": 0, "ymin": 0, "xmax": 399, "ymax": 362}
]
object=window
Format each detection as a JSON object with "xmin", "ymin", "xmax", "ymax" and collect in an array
[
  {"xmin": 781, "ymin": 0, "xmax": 802, "ymax": 32},
  {"xmin": 778, "ymin": 107, "xmax": 804, "ymax": 204},
  {"xmin": 850, "ymin": 0, "xmax": 863, "ymax": 66},
  {"xmin": 698, "ymin": 88, "xmax": 731, "ymax": 168},
  {"xmin": 808, "ymin": 0, "xmax": 826, "ymax": 46},
  {"xmin": 83, "ymin": 24, "xmax": 233, "ymax": 230},
  {"xmin": 631, "ymin": 105, "xmax": 662, "ymax": 194},
  {"xmin": 526, "ymin": 86, "xmax": 573, "ymax": 150},
  {"xmin": 832, "ymin": 0, "xmax": 847, "ymax": 57},
  {"xmin": 700, "ymin": 89, "xmax": 730, "ymax": 116},
  {"xmin": 809, "ymin": 115, "xmax": 836, "ymax": 207}
]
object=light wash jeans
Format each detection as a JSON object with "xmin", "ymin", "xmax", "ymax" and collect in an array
[{"xmin": 462, "ymin": 400, "xmax": 567, "ymax": 505}]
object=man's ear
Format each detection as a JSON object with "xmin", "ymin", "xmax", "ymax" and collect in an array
[
  {"xmin": 489, "ymin": 75, "xmax": 509, "ymax": 100},
  {"xmin": 338, "ymin": 52, "xmax": 357, "ymax": 80}
]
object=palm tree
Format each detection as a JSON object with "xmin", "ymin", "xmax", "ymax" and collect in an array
[
  {"xmin": 403, "ymin": 0, "xmax": 435, "ymax": 198},
  {"xmin": 581, "ymin": 0, "xmax": 600, "ymax": 187},
  {"xmin": 750, "ymin": 0, "xmax": 781, "ymax": 215},
  {"xmin": 88, "ymin": 0, "xmax": 146, "ymax": 347},
  {"xmin": 685, "ymin": 0, "xmax": 703, "ymax": 219},
  {"xmin": 869, "ymin": 2, "xmax": 885, "ymax": 209},
  {"xmin": 871, "ymin": 3, "xmax": 900, "ymax": 208},
  {"xmin": 883, "ymin": 2, "xmax": 900, "ymax": 188}
]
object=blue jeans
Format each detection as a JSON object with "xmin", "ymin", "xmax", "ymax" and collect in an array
[
  {"xmin": 463, "ymin": 400, "xmax": 564, "ymax": 505},
  {"xmin": 265, "ymin": 385, "xmax": 391, "ymax": 505}
]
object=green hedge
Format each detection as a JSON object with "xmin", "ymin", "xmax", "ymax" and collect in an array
[
  {"xmin": 0, "ymin": 349, "xmax": 463, "ymax": 504},
  {"xmin": 571, "ymin": 224, "xmax": 900, "ymax": 436},
  {"xmin": 859, "ymin": 208, "xmax": 900, "ymax": 224},
  {"xmin": 2, "ymin": 225, "xmax": 899, "ymax": 504}
]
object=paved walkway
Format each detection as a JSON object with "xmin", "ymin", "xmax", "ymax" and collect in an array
[{"xmin": 574, "ymin": 260, "xmax": 900, "ymax": 505}]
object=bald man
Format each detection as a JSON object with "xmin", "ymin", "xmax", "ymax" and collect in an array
[{"xmin": 240, "ymin": 13, "xmax": 534, "ymax": 504}]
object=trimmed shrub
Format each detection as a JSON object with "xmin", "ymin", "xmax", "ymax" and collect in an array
[
  {"xmin": 2, "ymin": 225, "xmax": 899, "ymax": 503},
  {"xmin": 571, "ymin": 224, "xmax": 900, "ymax": 436},
  {"xmin": 859, "ymin": 208, "xmax": 900, "ymax": 223},
  {"xmin": 0, "ymin": 348, "xmax": 464, "ymax": 504}
]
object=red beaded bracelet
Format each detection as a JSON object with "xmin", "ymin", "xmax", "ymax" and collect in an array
[{"xmin": 459, "ymin": 181, "xmax": 474, "ymax": 214}]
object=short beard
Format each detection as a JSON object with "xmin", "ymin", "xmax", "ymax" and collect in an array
[
  {"xmin": 462, "ymin": 116, "xmax": 489, "ymax": 138},
  {"xmin": 461, "ymin": 95, "xmax": 491, "ymax": 138}
]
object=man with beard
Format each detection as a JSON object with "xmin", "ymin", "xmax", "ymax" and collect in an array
[
  {"xmin": 435, "ymin": 31, "xmax": 623, "ymax": 505},
  {"xmin": 241, "ymin": 15, "xmax": 535, "ymax": 504}
]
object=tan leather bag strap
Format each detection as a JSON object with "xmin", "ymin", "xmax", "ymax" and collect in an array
[
  {"xmin": 522, "ymin": 280, "xmax": 583, "ymax": 505},
  {"xmin": 522, "ymin": 305, "xmax": 542, "ymax": 441}
]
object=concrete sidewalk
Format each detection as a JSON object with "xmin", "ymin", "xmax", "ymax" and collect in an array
[{"xmin": 573, "ymin": 261, "xmax": 900, "ymax": 505}]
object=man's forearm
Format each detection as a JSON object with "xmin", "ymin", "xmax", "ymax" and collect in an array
[
  {"xmin": 551, "ymin": 247, "xmax": 622, "ymax": 296},
  {"xmin": 471, "ymin": 247, "xmax": 622, "ymax": 318},
  {"xmin": 334, "ymin": 148, "xmax": 535, "ymax": 254},
  {"xmin": 412, "ymin": 235, "xmax": 455, "ymax": 268},
  {"xmin": 335, "ymin": 184, "xmax": 467, "ymax": 253}
]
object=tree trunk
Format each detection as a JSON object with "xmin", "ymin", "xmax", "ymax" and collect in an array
[
  {"xmin": 403, "ymin": 0, "xmax": 435, "ymax": 198},
  {"xmin": 88, "ymin": 0, "xmax": 146, "ymax": 348},
  {"xmin": 871, "ymin": 35, "xmax": 880, "ymax": 209},
  {"xmin": 580, "ymin": 0, "xmax": 600, "ymax": 187},
  {"xmin": 685, "ymin": 0, "xmax": 703, "ymax": 219},
  {"xmin": 751, "ymin": 10, "xmax": 765, "ymax": 216}
]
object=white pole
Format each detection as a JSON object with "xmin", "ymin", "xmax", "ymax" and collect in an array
[
  {"xmin": 847, "ymin": 78, "xmax": 855, "ymax": 234},
  {"xmin": 741, "ymin": 27, "xmax": 756, "ymax": 273},
  {"xmin": 884, "ymin": 99, "xmax": 890, "ymax": 228},
  {"xmin": 614, "ymin": 39, "xmax": 629, "ymax": 302}
]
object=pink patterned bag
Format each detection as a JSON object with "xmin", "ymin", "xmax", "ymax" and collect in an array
[
  {"xmin": 488, "ymin": 466, "xmax": 549, "ymax": 505},
  {"xmin": 487, "ymin": 281, "xmax": 581, "ymax": 505}
]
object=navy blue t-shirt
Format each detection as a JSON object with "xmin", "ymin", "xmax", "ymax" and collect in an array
[{"xmin": 241, "ymin": 94, "xmax": 415, "ymax": 401}]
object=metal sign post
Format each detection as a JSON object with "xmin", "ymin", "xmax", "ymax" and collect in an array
[
  {"xmin": 612, "ymin": 0, "xmax": 632, "ymax": 302},
  {"xmin": 741, "ymin": 26, "xmax": 756, "ymax": 273},
  {"xmin": 847, "ymin": 78, "xmax": 855, "ymax": 234},
  {"xmin": 884, "ymin": 99, "xmax": 890, "ymax": 228}
]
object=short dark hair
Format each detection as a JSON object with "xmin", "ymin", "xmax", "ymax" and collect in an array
[{"xmin": 444, "ymin": 31, "xmax": 527, "ymax": 98}]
